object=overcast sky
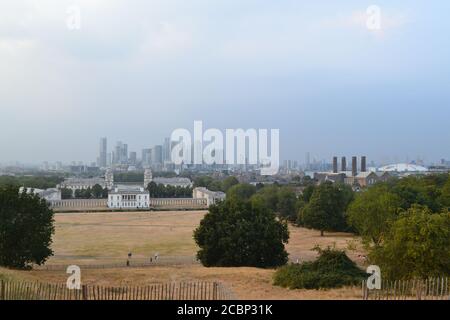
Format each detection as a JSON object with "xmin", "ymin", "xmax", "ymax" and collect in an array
[{"xmin": 1, "ymin": 0, "xmax": 449, "ymax": 165}]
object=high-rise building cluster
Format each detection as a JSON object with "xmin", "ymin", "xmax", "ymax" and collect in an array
[{"xmin": 96, "ymin": 137, "xmax": 173, "ymax": 170}]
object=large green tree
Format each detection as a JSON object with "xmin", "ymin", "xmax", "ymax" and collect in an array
[
  {"xmin": 194, "ymin": 197, "xmax": 289, "ymax": 268},
  {"xmin": 0, "ymin": 186, "xmax": 55, "ymax": 269},
  {"xmin": 370, "ymin": 206, "xmax": 450, "ymax": 279},
  {"xmin": 276, "ymin": 187, "xmax": 298, "ymax": 222},
  {"xmin": 300, "ymin": 182, "xmax": 349, "ymax": 236},
  {"xmin": 347, "ymin": 185, "xmax": 402, "ymax": 246}
]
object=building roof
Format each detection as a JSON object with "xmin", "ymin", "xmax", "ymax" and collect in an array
[
  {"xmin": 61, "ymin": 178, "xmax": 105, "ymax": 185},
  {"xmin": 378, "ymin": 163, "xmax": 428, "ymax": 172},
  {"xmin": 356, "ymin": 172, "xmax": 376, "ymax": 178},
  {"xmin": 109, "ymin": 185, "xmax": 148, "ymax": 194},
  {"xmin": 153, "ymin": 177, "xmax": 192, "ymax": 185}
]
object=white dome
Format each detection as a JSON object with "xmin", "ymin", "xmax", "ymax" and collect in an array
[{"xmin": 378, "ymin": 163, "xmax": 428, "ymax": 172}]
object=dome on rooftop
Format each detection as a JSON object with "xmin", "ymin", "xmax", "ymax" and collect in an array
[{"xmin": 378, "ymin": 163, "xmax": 428, "ymax": 172}]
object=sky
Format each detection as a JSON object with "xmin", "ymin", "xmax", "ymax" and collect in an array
[{"xmin": 1, "ymin": 0, "xmax": 450, "ymax": 165}]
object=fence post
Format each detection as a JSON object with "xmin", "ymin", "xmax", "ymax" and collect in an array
[
  {"xmin": 82, "ymin": 285, "xmax": 88, "ymax": 300},
  {"xmin": 213, "ymin": 282, "xmax": 218, "ymax": 300},
  {"xmin": 0, "ymin": 279, "xmax": 4, "ymax": 300},
  {"xmin": 361, "ymin": 280, "xmax": 368, "ymax": 300}
]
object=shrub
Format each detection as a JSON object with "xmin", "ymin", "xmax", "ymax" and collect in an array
[{"xmin": 273, "ymin": 247, "xmax": 366, "ymax": 289}]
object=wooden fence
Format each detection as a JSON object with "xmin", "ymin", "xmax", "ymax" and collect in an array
[
  {"xmin": 0, "ymin": 280, "xmax": 236, "ymax": 300},
  {"xmin": 362, "ymin": 277, "xmax": 450, "ymax": 300}
]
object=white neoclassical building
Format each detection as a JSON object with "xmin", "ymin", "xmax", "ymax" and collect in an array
[{"xmin": 107, "ymin": 185, "xmax": 150, "ymax": 209}]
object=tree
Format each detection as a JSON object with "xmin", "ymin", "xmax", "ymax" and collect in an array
[
  {"xmin": 60, "ymin": 188, "xmax": 73, "ymax": 199},
  {"xmin": 221, "ymin": 176, "xmax": 239, "ymax": 192},
  {"xmin": 347, "ymin": 185, "xmax": 402, "ymax": 246},
  {"xmin": 194, "ymin": 176, "xmax": 215, "ymax": 189},
  {"xmin": 370, "ymin": 206, "xmax": 450, "ymax": 279},
  {"xmin": 0, "ymin": 186, "xmax": 55, "ymax": 269},
  {"xmin": 302, "ymin": 185, "xmax": 315, "ymax": 203},
  {"xmin": 276, "ymin": 187, "xmax": 298, "ymax": 221},
  {"xmin": 101, "ymin": 187, "xmax": 109, "ymax": 198},
  {"xmin": 226, "ymin": 184, "xmax": 256, "ymax": 201},
  {"xmin": 194, "ymin": 198, "xmax": 289, "ymax": 268},
  {"xmin": 147, "ymin": 181, "xmax": 159, "ymax": 197},
  {"xmin": 91, "ymin": 184, "xmax": 104, "ymax": 198},
  {"xmin": 147, "ymin": 181, "xmax": 192, "ymax": 198},
  {"xmin": 75, "ymin": 188, "xmax": 92, "ymax": 199},
  {"xmin": 0, "ymin": 175, "xmax": 65, "ymax": 189},
  {"xmin": 391, "ymin": 176, "xmax": 442, "ymax": 212},
  {"xmin": 250, "ymin": 185, "xmax": 279, "ymax": 212},
  {"xmin": 300, "ymin": 182, "xmax": 348, "ymax": 236},
  {"xmin": 438, "ymin": 176, "xmax": 450, "ymax": 209}
]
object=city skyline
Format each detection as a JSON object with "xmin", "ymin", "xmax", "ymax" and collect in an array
[{"xmin": 1, "ymin": 1, "xmax": 450, "ymax": 163}]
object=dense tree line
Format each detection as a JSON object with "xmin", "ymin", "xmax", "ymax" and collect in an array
[
  {"xmin": 61, "ymin": 184, "xmax": 108, "ymax": 199},
  {"xmin": 113, "ymin": 172, "xmax": 144, "ymax": 183},
  {"xmin": 197, "ymin": 174, "xmax": 450, "ymax": 278},
  {"xmin": 0, "ymin": 175, "xmax": 65, "ymax": 189},
  {"xmin": 146, "ymin": 182, "xmax": 193, "ymax": 198},
  {"xmin": 193, "ymin": 176, "xmax": 239, "ymax": 192},
  {"xmin": 346, "ymin": 174, "xmax": 450, "ymax": 279},
  {"xmin": 248, "ymin": 185, "xmax": 302, "ymax": 222}
]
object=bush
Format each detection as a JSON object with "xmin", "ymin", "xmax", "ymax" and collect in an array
[{"xmin": 273, "ymin": 247, "xmax": 366, "ymax": 289}]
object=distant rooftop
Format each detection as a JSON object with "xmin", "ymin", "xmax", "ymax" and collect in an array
[
  {"xmin": 109, "ymin": 185, "xmax": 148, "ymax": 194},
  {"xmin": 378, "ymin": 163, "xmax": 428, "ymax": 172}
]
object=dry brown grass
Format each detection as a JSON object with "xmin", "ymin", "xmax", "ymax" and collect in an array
[
  {"xmin": 8, "ymin": 266, "xmax": 362, "ymax": 300},
  {"xmin": 49, "ymin": 211, "xmax": 204, "ymax": 264},
  {"xmin": 0, "ymin": 211, "xmax": 366, "ymax": 300}
]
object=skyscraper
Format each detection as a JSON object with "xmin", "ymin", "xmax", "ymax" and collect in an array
[
  {"xmin": 152, "ymin": 145, "xmax": 163, "ymax": 165},
  {"xmin": 141, "ymin": 148, "xmax": 151, "ymax": 166},
  {"xmin": 163, "ymin": 137, "xmax": 171, "ymax": 162},
  {"xmin": 123, "ymin": 144, "xmax": 128, "ymax": 163},
  {"xmin": 115, "ymin": 141, "xmax": 123, "ymax": 164},
  {"xmin": 129, "ymin": 152, "xmax": 137, "ymax": 165},
  {"xmin": 98, "ymin": 137, "xmax": 107, "ymax": 167},
  {"xmin": 305, "ymin": 152, "xmax": 311, "ymax": 170}
]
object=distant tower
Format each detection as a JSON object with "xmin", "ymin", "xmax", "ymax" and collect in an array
[
  {"xmin": 98, "ymin": 137, "xmax": 107, "ymax": 168},
  {"xmin": 305, "ymin": 152, "xmax": 311, "ymax": 170},
  {"xmin": 361, "ymin": 156, "xmax": 367, "ymax": 172},
  {"xmin": 332, "ymin": 157, "xmax": 338, "ymax": 173},
  {"xmin": 105, "ymin": 169, "xmax": 114, "ymax": 189},
  {"xmin": 352, "ymin": 156, "xmax": 358, "ymax": 177},
  {"xmin": 144, "ymin": 169, "xmax": 153, "ymax": 188},
  {"xmin": 341, "ymin": 157, "xmax": 347, "ymax": 172}
]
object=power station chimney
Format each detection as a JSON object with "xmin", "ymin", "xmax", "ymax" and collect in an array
[
  {"xmin": 341, "ymin": 157, "xmax": 347, "ymax": 172},
  {"xmin": 333, "ymin": 157, "xmax": 338, "ymax": 173},
  {"xmin": 361, "ymin": 156, "xmax": 367, "ymax": 172},
  {"xmin": 352, "ymin": 156, "xmax": 357, "ymax": 176}
]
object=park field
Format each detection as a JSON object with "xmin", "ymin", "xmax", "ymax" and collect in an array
[{"xmin": 1, "ymin": 211, "xmax": 366, "ymax": 299}]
